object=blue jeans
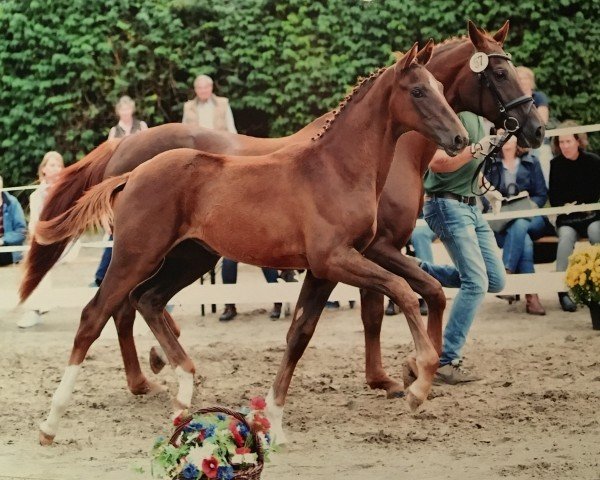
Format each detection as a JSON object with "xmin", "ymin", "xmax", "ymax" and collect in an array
[
  {"xmin": 95, "ymin": 235, "xmax": 113, "ymax": 284},
  {"xmin": 423, "ymin": 197, "xmax": 506, "ymax": 366},
  {"xmin": 411, "ymin": 224, "xmax": 437, "ymax": 264},
  {"xmin": 494, "ymin": 216, "xmax": 551, "ymax": 274}
]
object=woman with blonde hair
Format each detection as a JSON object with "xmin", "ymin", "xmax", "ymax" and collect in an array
[{"xmin": 18, "ymin": 151, "xmax": 65, "ymax": 328}]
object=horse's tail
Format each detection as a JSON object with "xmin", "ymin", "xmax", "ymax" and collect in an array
[
  {"xmin": 19, "ymin": 139, "xmax": 122, "ymax": 303},
  {"xmin": 19, "ymin": 172, "xmax": 131, "ymax": 303}
]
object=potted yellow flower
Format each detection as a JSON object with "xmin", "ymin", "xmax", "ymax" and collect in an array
[{"xmin": 566, "ymin": 245, "xmax": 600, "ymax": 330}]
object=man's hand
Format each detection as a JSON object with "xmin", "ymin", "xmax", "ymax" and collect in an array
[{"xmin": 471, "ymin": 135, "xmax": 503, "ymax": 160}]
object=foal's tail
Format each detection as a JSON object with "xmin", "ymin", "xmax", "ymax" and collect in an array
[
  {"xmin": 18, "ymin": 139, "xmax": 123, "ymax": 302},
  {"xmin": 19, "ymin": 173, "xmax": 131, "ymax": 303}
]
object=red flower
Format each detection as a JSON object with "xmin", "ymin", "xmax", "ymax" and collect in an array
[
  {"xmin": 251, "ymin": 414, "xmax": 271, "ymax": 433},
  {"xmin": 196, "ymin": 431, "xmax": 205, "ymax": 443},
  {"xmin": 236, "ymin": 447, "xmax": 251, "ymax": 454},
  {"xmin": 250, "ymin": 396, "xmax": 267, "ymax": 411},
  {"xmin": 229, "ymin": 420, "xmax": 245, "ymax": 447},
  {"xmin": 202, "ymin": 457, "xmax": 219, "ymax": 479}
]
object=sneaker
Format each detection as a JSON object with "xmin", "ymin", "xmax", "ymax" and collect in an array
[
  {"xmin": 434, "ymin": 361, "xmax": 481, "ymax": 385},
  {"xmin": 17, "ymin": 310, "xmax": 42, "ymax": 329},
  {"xmin": 270, "ymin": 303, "xmax": 282, "ymax": 319},
  {"xmin": 558, "ymin": 292, "xmax": 577, "ymax": 312},
  {"xmin": 418, "ymin": 298, "xmax": 428, "ymax": 316}
]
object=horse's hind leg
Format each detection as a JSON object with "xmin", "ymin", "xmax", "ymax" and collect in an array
[
  {"xmin": 267, "ymin": 271, "xmax": 337, "ymax": 443},
  {"xmin": 143, "ymin": 242, "xmax": 216, "ymax": 374},
  {"xmin": 113, "ymin": 300, "xmax": 166, "ymax": 395},
  {"xmin": 360, "ymin": 289, "xmax": 405, "ymax": 398},
  {"xmin": 131, "ymin": 240, "xmax": 219, "ymax": 416}
]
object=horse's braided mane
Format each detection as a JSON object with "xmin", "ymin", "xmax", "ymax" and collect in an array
[{"xmin": 311, "ymin": 65, "xmax": 389, "ymax": 142}]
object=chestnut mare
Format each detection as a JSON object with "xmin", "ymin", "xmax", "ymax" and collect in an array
[{"xmin": 31, "ymin": 43, "xmax": 469, "ymax": 444}]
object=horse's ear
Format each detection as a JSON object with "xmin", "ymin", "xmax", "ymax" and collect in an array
[
  {"xmin": 493, "ymin": 20, "xmax": 510, "ymax": 46},
  {"xmin": 415, "ymin": 39, "xmax": 434, "ymax": 65},
  {"xmin": 397, "ymin": 42, "xmax": 419, "ymax": 72},
  {"xmin": 467, "ymin": 19, "xmax": 487, "ymax": 50}
]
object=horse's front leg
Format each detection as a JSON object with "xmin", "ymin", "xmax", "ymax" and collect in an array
[
  {"xmin": 266, "ymin": 271, "xmax": 337, "ymax": 444},
  {"xmin": 360, "ymin": 288, "xmax": 405, "ymax": 398},
  {"xmin": 311, "ymin": 247, "xmax": 439, "ymax": 411}
]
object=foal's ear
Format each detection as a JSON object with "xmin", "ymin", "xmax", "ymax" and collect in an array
[
  {"xmin": 415, "ymin": 39, "xmax": 435, "ymax": 65},
  {"xmin": 397, "ymin": 42, "xmax": 419, "ymax": 72},
  {"xmin": 493, "ymin": 20, "xmax": 510, "ymax": 46},
  {"xmin": 467, "ymin": 19, "xmax": 487, "ymax": 50}
]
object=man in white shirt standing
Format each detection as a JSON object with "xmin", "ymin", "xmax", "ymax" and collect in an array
[{"xmin": 182, "ymin": 74, "xmax": 237, "ymax": 133}]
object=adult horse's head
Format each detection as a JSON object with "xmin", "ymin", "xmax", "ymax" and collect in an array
[
  {"xmin": 393, "ymin": 42, "xmax": 469, "ymax": 156},
  {"xmin": 447, "ymin": 20, "xmax": 545, "ymax": 148}
]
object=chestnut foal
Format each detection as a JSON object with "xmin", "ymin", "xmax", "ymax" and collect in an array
[{"xmin": 33, "ymin": 43, "xmax": 467, "ymax": 444}]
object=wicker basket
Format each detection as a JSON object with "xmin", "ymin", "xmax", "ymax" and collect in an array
[{"xmin": 169, "ymin": 406, "xmax": 264, "ymax": 480}]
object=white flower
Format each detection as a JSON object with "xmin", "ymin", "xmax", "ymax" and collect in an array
[{"xmin": 187, "ymin": 443, "xmax": 218, "ymax": 465}]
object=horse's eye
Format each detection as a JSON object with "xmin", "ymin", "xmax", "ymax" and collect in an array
[
  {"xmin": 411, "ymin": 88, "xmax": 424, "ymax": 98},
  {"xmin": 494, "ymin": 70, "xmax": 507, "ymax": 80}
]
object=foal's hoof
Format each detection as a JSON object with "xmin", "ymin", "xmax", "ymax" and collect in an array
[
  {"xmin": 149, "ymin": 346, "xmax": 167, "ymax": 374},
  {"xmin": 39, "ymin": 430, "xmax": 55, "ymax": 446},
  {"xmin": 402, "ymin": 363, "xmax": 418, "ymax": 389},
  {"xmin": 131, "ymin": 379, "xmax": 167, "ymax": 396},
  {"xmin": 386, "ymin": 389, "xmax": 405, "ymax": 399},
  {"xmin": 406, "ymin": 387, "xmax": 425, "ymax": 412}
]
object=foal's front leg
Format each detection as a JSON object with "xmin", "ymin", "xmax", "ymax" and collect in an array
[
  {"xmin": 312, "ymin": 247, "xmax": 439, "ymax": 411},
  {"xmin": 267, "ymin": 271, "xmax": 337, "ymax": 443}
]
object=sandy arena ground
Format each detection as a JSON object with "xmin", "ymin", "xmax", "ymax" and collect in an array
[{"xmin": 0, "ymin": 250, "xmax": 599, "ymax": 480}]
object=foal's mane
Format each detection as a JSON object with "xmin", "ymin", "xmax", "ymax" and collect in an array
[{"xmin": 311, "ymin": 65, "xmax": 389, "ymax": 141}]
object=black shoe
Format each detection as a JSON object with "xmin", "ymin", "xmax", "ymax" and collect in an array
[
  {"xmin": 219, "ymin": 304, "xmax": 237, "ymax": 322},
  {"xmin": 558, "ymin": 292, "xmax": 577, "ymax": 312},
  {"xmin": 279, "ymin": 270, "xmax": 298, "ymax": 282},
  {"xmin": 325, "ymin": 301, "xmax": 340, "ymax": 309},
  {"xmin": 419, "ymin": 298, "xmax": 428, "ymax": 316},
  {"xmin": 496, "ymin": 294, "xmax": 517, "ymax": 305},
  {"xmin": 270, "ymin": 303, "xmax": 282, "ymax": 319},
  {"xmin": 385, "ymin": 300, "xmax": 398, "ymax": 316}
]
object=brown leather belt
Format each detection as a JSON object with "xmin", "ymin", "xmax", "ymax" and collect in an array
[{"xmin": 425, "ymin": 192, "xmax": 477, "ymax": 206}]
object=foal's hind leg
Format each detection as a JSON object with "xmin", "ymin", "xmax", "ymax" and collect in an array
[
  {"xmin": 113, "ymin": 300, "xmax": 166, "ymax": 395},
  {"xmin": 360, "ymin": 289, "xmax": 405, "ymax": 398},
  {"xmin": 131, "ymin": 240, "xmax": 219, "ymax": 415},
  {"xmin": 267, "ymin": 271, "xmax": 337, "ymax": 443}
]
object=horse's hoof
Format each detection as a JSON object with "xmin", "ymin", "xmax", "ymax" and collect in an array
[
  {"xmin": 149, "ymin": 346, "xmax": 167, "ymax": 374},
  {"xmin": 406, "ymin": 388, "xmax": 425, "ymax": 412},
  {"xmin": 386, "ymin": 389, "xmax": 405, "ymax": 399},
  {"xmin": 39, "ymin": 430, "xmax": 55, "ymax": 446},
  {"xmin": 131, "ymin": 379, "xmax": 167, "ymax": 396},
  {"xmin": 402, "ymin": 363, "xmax": 417, "ymax": 389}
]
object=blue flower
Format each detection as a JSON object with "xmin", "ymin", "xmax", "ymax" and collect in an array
[
  {"xmin": 182, "ymin": 463, "xmax": 199, "ymax": 480},
  {"xmin": 238, "ymin": 422, "xmax": 250, "ymax": 438},
  {"xmin": 184, "ymin": 421, "xmax": 203, "ymax": 433},
  {"xmin": 216, "ymin": 413, "xmax": 226, "ymax": 421},
  {"xmin": 203, "ymin": 424, "xmax": 217, "ymax": 438},
  {"xmin": 264, "ymin": 432, "xmax": 271, "ymax": 444},
  {"xmin": 217, "ymin": 465, "xmax": 235, "ymax": 480}
]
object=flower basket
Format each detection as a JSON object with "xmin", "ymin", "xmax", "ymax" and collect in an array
[
  {"xmin": 566, "ymin": 245, "xmax": 600, "ymax": 330},
  {"xmin": 151, "ymin": 398, "xmax": 276, "ymax": 480}
]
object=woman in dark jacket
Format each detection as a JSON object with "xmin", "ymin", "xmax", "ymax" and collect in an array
[
  {"xmin": 489, "ymin": 133, "xmax": 553, "ymax": 315},
  {"xmin": 549, "ymin": 121, "xmax": 600, "ymax": 312}
]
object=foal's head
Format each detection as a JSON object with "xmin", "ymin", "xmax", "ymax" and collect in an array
[
  {"xmin": 392, "ymin": 42, "xmax": 468, "ymax": 156},
  {"xmin": 451, "ymin": 20, "xmax": 545, "ymax": 148}
]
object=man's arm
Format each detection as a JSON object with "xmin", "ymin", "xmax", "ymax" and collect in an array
[
  {"xmin": 225, "ymin": 105, "xmax": 237, "ymax": 134},
  {"xmin": 428, "ymin": 146, "xmax": 473, "ymax": 173}
]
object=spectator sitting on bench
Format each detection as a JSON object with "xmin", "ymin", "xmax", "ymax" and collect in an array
[
  {"xmin": 0, "ymin": 174, "xmax": 27, "ymax": 267},
  {"xmin": 487, "ymin": 132, "xmax": 554, "ymax": 315},
  {"xmin": 549, "ymin": 120, "xmax": 600, "ymax": 312}
]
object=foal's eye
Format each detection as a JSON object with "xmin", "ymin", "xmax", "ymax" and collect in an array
[{"xmin": 411, "ymin": 88, "xmax": 424, "ymax": 98}]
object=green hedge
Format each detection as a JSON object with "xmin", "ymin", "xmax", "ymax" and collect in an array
[{"xmin": 1, "ymin": 0, "xmax": 598, "ymax": 186}]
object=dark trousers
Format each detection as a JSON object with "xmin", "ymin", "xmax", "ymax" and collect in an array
[{"xmin": 94, "ymin": 235, "xmax": 113, "ymax": 283}]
